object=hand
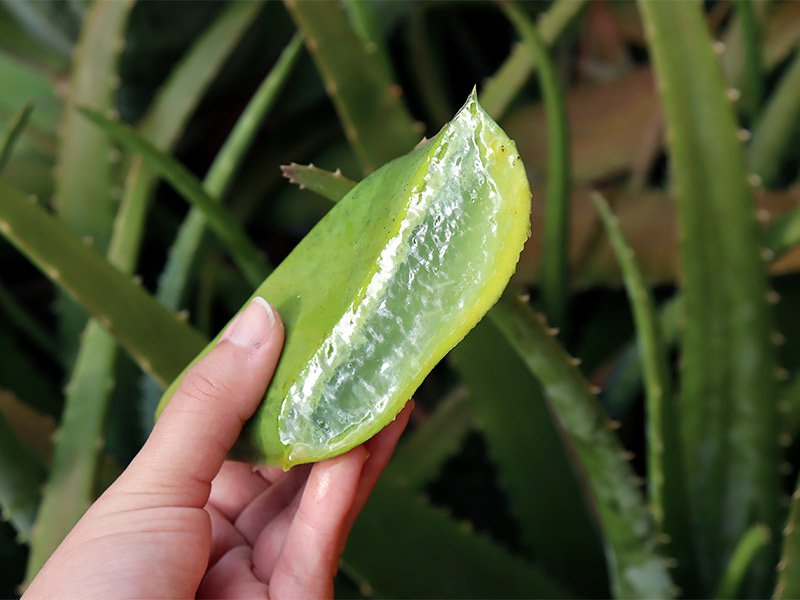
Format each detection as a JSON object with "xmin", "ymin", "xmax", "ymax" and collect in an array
[{"xmin": 24, "ymin": 298, "xmax": 412, "ymax": 599}]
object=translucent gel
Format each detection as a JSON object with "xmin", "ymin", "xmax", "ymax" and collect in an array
[{"xmin": 279, "ymin": 99, "xmax": 520, "ymax": 462}]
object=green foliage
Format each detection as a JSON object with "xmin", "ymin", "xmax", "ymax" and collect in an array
[
  {"xmin": 3, "ymin": 1, "xmax": 800, "ymax": 598},
  {"xmin": 640, "ymin": 2, "xmax": 779, "ymax": 592}
]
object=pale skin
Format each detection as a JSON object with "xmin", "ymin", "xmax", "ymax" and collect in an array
[{"xmin": 24, "ymin": 298, "xmax": 412, "ymax": 599}]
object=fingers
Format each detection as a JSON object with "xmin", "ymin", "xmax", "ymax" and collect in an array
[
  {"xmin": 234, "ymin": 464, "xmax": 311, "ymax": 546},
  {"xmin": 209, "ymin": 462, "xmax": 270, "ymax": 522},
  {"xmin": 267, "ymin": 447, "xmax": 368, "ymax": 599},
  {"xmin": 120, "ymin": 298, "xmax": 284, "ymax": 509},
  {"xmin": 198, "ymin": 545, "xmax": 269, "ymax": 600},
  {"xmin": 206, "ymin": 503, "xmax": 247, "ymax": 567}
]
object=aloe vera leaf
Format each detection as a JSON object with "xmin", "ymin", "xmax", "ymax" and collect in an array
[
  {"xmin": 26, "ymin": 7, "xmax": 270, "ymax": 573},
  {"xmin": 154, "ymin": 32, "xmax": 302, "ymax": 312},
  {"xmin": 54, "ymin": 0, "xmax": 134, "ymax": 369},
  {"xmin": 0, "ymin": 408, "xmax": 45, "ymax": 542},
  {"xmin": 54, "ymin": 0, "xmax": 132, "ymax": 253},
  {"xmin": 0, "ymin": 180, "xmax": 207, "ymax": 385},
  {"xmin": 639, "ymin": 1, "xmax": 780, "ymax": 590},
  {"xmin": 503, "ymin": 2, "xmax": 570, "ymax": 329},
  {"xmin": 488, "ymin": 290, "xmax": 674, "ymax": 598},
  {"xmin": 382, "ymin": 386, "xmax": 474, "ymax": 492},
  {"xmin": 158, "ymin": 92, "xmax": 531, "ymax": 469},
  {"xmin": 24, "ymin": 322, "xmax": 120, "ymax": 582},
  {"xmin": 715, "ymin": 524, "xmax": 771, "ymax": 599},
  {"xmin": 341, "ymin": 482, "xmax": 571, "ymax": 599},
  {"xmin": 79, "ymin": 109, "xmax": 269, "ymax": 288},
  {"xmin": 479, "ymin": 0, "xmax": 585, "ymax": 121},
  {"xmin": 342, "ymin": 0, "xmax": 393, "ymax": 80},
  {"xmin": 776, "ymin": 475, "xmax": 800, "ymax": 599},
  {"xmin": 749, "ymin": 49, "xmax": 800, "ymax": 187},
  {"xmin": 732, "ymin": 0, "xmax": 765, "ymax": 126},
  {"xmin": 592, "ymin": 193, "xmax": 694, "ymax": 588},
  {"xmin": 284, "ymin": 0, "xmax": 420, "ymax": 173},
  {"xmin": 765, "ymin": 205, "xmax": 800, "ymax": 260},
  {"xmin": 0, "ymin": 102, "xmax": 33, "ymax": 172},
  {"xmin": 280, "ymin": 162, "xmax": 356, "ymax": 203},
  {"xmin": 112, "ymin": 0, "xmax": 264, "ymax": 273},
  {"xmin": 450, "ymin": 317, "xmax": 608, "ymax": 594}
]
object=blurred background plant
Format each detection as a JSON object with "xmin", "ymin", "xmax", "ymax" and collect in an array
[{"xmin": 2, "ymin": 0, "xmax": 800, "ymax": 598}]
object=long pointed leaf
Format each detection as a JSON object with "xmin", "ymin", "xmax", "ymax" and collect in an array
[
  {"xmin": 53, "ymin": 0, "xmax": 134, "ymax": 365},
  {"xmin": 25, "ymin": 5, "xmax": 268, "ymax": 580},
  {"xmin": 639, "ymin": 1, "xmax": 780, "ymax": 591},
  {"xmin": 488, "ymin": 290, "xmax": 674, "ymax": 599},
  {"xmin": 79, "ymin": 109, "xmax": 269, "ymax": 288},
  {"xmin": 593, "ymin": 192, "xmax": 694, "ymax": 589},
  {"xmin": 479, "ymin": 0, "xmax": 585, "ymax": 121},
  {"xmin": 156, "ymin": 32, "xmax": 303, "ymax": 312},
  {"xmin": 451, "ymin": 318, "xmax": 608, "ymax": 595},
  {"xmin": 0, "ymin": 179, "xmax": 207, "ymax": 386},
  {"xmin": 502, "ymin": 2, "xmax": 570, "ymax": 328},
  {"xmin": 284, "ymin": 0, "xmax": 420, "ymax": 173}
]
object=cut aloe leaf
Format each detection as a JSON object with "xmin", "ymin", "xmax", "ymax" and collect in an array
[{"xmin": 157, "ymin": 91, "xmax": 531, "ymax": 469}]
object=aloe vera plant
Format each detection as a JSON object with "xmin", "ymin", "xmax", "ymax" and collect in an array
[{"xmin": 4, "ymin": 2, "xmax": 800, "ymax": 598}]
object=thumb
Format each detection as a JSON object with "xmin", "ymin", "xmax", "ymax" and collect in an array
[{"xmin": 118, "ymin": 297, "xmax": 284, "ymax": 508}]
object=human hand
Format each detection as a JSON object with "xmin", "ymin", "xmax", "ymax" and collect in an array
[{"xmin": 24, "ymin": 298, "xmax": 413, "ymax": 599}]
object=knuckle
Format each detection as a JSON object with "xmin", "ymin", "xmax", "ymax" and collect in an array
[{"xmin": 179, "ymin": 363, "xmax": 234, "ymax": 405}]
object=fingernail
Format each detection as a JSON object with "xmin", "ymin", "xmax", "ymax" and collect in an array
[{"xmin": 227, "ymin": 297, "xmax": 275, "ymax": 348}]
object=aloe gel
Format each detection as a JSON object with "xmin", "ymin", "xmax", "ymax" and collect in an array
[{"xmin": 157, "ymin": 91, "xmax": 532, "ymax": 469}]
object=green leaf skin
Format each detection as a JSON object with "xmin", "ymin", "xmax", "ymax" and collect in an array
[
  {"xmin": 488, "ymin": 290, "xmax": 674, "ymax": 599},
  {"xmin": 157, "ymin": 92, "xmax": 531, "ymax": 469},
  {"xmin": 284, "ymin": 0, "xmax": 420, "ymax": 173},
  {"xmin": 639, "ymin": 1, "xmax": 779, "ymax": 591},
  {"xmin": 0, "ymin": 179, "xmax": 207, "ymax": 387}
]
